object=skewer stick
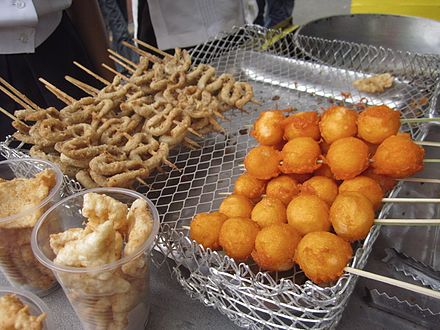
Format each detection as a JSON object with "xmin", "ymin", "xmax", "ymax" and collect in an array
[
  {"xmin": 186, "ymin": 127, "xmax": 203, "ymax": 138},
  {"xmin": 109, "ymin": 55, "xmax": 135, "ymax": 73},
  {"xmin": 0, "ymin": 106, "xmax": 28, "ymax": 127},
  {"xmin": 148, "ymin": 150, "xmax": 181, "ymax": 172},
  {"xmin": 136, "ymin": 177, "xmax": 149, "ymax": 187},
  {"xmin": 344, "ymin": 266, "xmax": 440, "ymax": 300},
  {"xmin": 400, "ymin": 177, "xmax": 440, "ymax": 184},
  {"xmin": 184, "ymin": 137, "xmax": 202, "ymax": 148},
  {"xmin": 101, "ymin": 64, "xmax": 129, "ymax": 81},
  {"xmin": 133, "ymin": 38, "xmax": 172, "ymax": 58},
  {"xmin": 374, "ymin": 219, "xmax": 440, "ymax": 225},
  {"xmin": 416, "ymin": 141, "xmax": 440, "ymax": 147},
  {"xmin": 181, "ymin": 225, "xmax": 190, "ymax": 230},
  {"xmin": 73, "ymin": 61, "xmax": 111, "ymax": 86},
  {"xmin": 400, "ymin": 117, "xmax": 440, "ymax": 123},
  {"xmin": 0, "ymin": 85, "xmax": 35, "ymax": 112},
  {"xmin": 65, "ymin": 76, "xmax": 98, "ymax": 96},
  {"xmin": 107, "ymin": 48, "xmax": 137, "ymax": 69},
  {"xmin": 38, "ymin": 78, "xmax": 75, "ymax": 105},
  {"xmin": 423, "ymin": 159, "xmax": 440, "ymax": 163},
  {"xmin": 121, "ymin": 41, "xmax": 155, "ymax": 59},
  {"xmin": 382, "ymin": 197, "xmax": 440, "ymax": 203},
  {"xmin": 0, "ymin": 77, "xmax": 42, "ymax": 111}
]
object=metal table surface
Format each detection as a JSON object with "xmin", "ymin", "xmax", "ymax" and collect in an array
[{"xmin": 1, "ymin": 125, "xmax": 439, "ymax": 330}]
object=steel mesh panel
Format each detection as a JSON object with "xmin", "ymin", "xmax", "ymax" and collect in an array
[{"xmin": 1, "ymin": 25, "xmax": 439, "ymax": 329}]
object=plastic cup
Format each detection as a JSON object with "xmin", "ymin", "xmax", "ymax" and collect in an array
[
  {"xmin": 0, "ymin": 286, "xmax": 54, "ymax": 329},
  {"xmin": 0, "ymin": 158, "xmax": 63, "ymax": 297},
  {"xmin": 31, "ymin": 188, "xmax": 160, "ymax": 330}
]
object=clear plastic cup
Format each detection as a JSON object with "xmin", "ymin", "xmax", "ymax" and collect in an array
[
  {"xmin": 0, "ymin": 286, "xmax": 54, "ymax": 329},
  {"xmin": 31, "ymin": 188, "xmax": 160, "ymax": 330},
  {"xmin": 0, "ymin": 158, "xmax": 63, "ymax": 297}
]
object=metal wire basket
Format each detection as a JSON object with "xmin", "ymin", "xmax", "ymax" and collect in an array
[{"xmin": 1, "ymin": 25, "xmax": 440, "ymax": 329}]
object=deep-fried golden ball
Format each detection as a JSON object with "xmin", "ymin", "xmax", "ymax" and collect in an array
[
  {"xmin": 314, "ymin": 163, "xmax": 337, "ymax": 180},
  {"xmin": 219, "ymin": 217, "xmax": 260, "ymax": 261},
  {"xmin": 251, "ymin": 110, "xmax": 286, "ymax": 146},
  {"xmin": 288, "ymin": 173, "xmax": 313, "ymax": 183},
  {"xmin": 362, "ymin": 168, "xmax": 397, "ymax": 194},
  {"xmin": 190, "ymin": 212, "xmax": 228, "ymax": 250},
  {"xmin": 372, "ymin": 133, "xmax": 425, "ymax": 178},
  {"xmin": 280, "ymin": 137, "xmax": 322, "ymax": 174},
  {"xmin": 233, "ymin": 172, "xmax": 267, "ymax": 202},
  {"xmin": 287, "ymin": 194, "xmax": 331, "ymax": 235},
  {"xmin": 339, "ymin": 176, "xmax": 384, "ymax": 210},
  {"xmin": 283, "ymin": 111, "xmax": 320, "ymax": 141},
  {"xmin": 330, "ymin": 192, "xmax": 374, "ymax": 241},
  {"xmin": 252, "ymin": 224, "xmax": 302, "ymax": 271},
  {"xmin": 326, "ymin": 137, "xmax": 370, "ymax": 180},
  {"xmin": 301, "ymin": 176, "xmax": 338, "ymax": 206},
  {"xmin": 295, "ymin": 231, "xmax": 353, "ymax": 284},
  {"xmin": 358, "ymin": 105, "xmax": 401, "ymax": 144},
  {"xmin": 251, "ymin": 196, "xmax": 287, "ymax": 228},
  {"xmin": 244, "ymin": 145, "xmax": 281, "ymax": 180},
  {"xmin": 266, "ymin": 175, "xmax": 300, "ymax": 205},
  {"xmin": 219, "ymin": 194, "xmax": 254, "ymax": 218},
  {"xmin": 319, "ymin": 106, "xmax": 358, "ymax": 144}
]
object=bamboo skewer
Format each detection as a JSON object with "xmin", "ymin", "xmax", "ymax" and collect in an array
[
  {"xmin": 73, "ymin": 61, "xmax": 111, "ymax": 86},
  {"xmin": 0, "ymin": 106, "xmax": 28, "ymax": 127},
  {"xmin": 121, "ymin": 41, "xmax": 154, "ymax": 59},
  {"xmin": 109, "ymin": 55, "xmax": 135, "ymax": 73},
  {"xmin": 38, "ymin": 78, "xmax": 75, "ymax": 105},
  {"xmin": 344, "ymin": 266, "xmax": 440, "ymax": 299},
  {"xmin": 373, "ymin": 219, "xmax": 440, "ymax": 225},
  {"xmin": 401, "ymin": 117, "xmax": 440, "ymax": 123},
  {"xmin": 415, "ymin": 141, "xmax": 440, "ymax": 147},
  {"xmin": 65, "ymin": 76, "xmax": 98, "ymax": 96},
  {"xmin": 0, "ymin": 84, "xmax": 35, "ymax": 112},
  {"xmin": 101, "ymin": 63, "xmax": 129, "ymax": 81},
  {"xmin": 400, "ymin": 177, "xmax": 440, "ymax": 184},
  {"xmin": 382, "ymin": 197, "xmax": 440, "ymax": 203},
  {"xmin": 133, "ymin": 38, "xmax": 172, "ymax": 58},
  {"xmin": 0, "ymin": 77, "xmax": 42, "ymax": 111},
  {"xmin": 107, "ymin": 48, "xmax": 137, "ymax": 69}
]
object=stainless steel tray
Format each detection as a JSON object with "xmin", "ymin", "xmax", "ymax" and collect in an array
[{"xmin": 1, "ymin": 25, "xmax": 440, "ymax": 329}]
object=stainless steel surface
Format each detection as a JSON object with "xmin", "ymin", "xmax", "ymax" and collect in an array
[
  {"xmin": 1, "ymin": 25, "xmax": 440, "ymax": 329},
  {"xmin": 296, "ymin": 14, "xmax": 440, "ymax": 55}
]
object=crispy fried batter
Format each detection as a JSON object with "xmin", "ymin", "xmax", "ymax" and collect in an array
[{"xmin": 0, "ymin": 294, "xmax": 46, "ymax": 330}]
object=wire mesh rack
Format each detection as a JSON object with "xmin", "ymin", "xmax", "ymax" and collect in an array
[{"xmin": 1, "ymin": 25, "xmax": 440, "ymax": 329}]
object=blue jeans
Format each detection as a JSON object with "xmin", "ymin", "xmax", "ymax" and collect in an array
[{"xmin": 255, "ymin": 0, "xmax": 294, "ymax": 28}]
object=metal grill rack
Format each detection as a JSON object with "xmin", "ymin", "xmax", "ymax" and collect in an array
[{"xmin": 1, "ymin": 25, "xmax": 440, "ymax": 329}]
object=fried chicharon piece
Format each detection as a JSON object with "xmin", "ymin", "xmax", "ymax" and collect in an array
[
  {"xmin": 0, "ymin": 294, "xmax": 46, "ymax": 330},
  {"xmin": 353, "ymin": 73, "xmax": 394, "ymax": 94}
]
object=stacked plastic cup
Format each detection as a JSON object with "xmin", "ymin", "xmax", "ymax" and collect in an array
[
  {"xmin": 31, "ymin": 188, "xmax": 160, "ymax": 330},
  {"xmin": 0, "ymin": 158, "xmax": 63, "ymax": 297}
]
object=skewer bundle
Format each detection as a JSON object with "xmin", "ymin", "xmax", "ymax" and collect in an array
[{"xmin": 1, "ymin": 45, "xmax": 255, "ymax": 188}]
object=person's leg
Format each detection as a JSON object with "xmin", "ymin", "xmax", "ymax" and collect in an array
[
  {"xmin": 137, "ymin": 0, "xmax": 158, "ymax": 48},
  {"xmin": 254, "ymin": 0, "xmax": 266, "ymax": 26},
  {"xmin": 265, "ymin": 0, "xmax": 294, "ymax": 27}
]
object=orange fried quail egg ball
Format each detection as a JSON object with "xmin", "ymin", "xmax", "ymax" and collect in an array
[
  {"xmin": 372, "ymin": 133, "xmax": 425, "ymax": 178},
  {"xmin": 301, "ymin": 175, "xmax": 338, "ymax": 206},
  {"xmin": 283, "ymin": 111, "xmax": 320, "ymax": 141},
  {"xmin": 219, "ymin": 217, "xmax": 260, "ymax": 261},
  {"xmin": 233, "ymin": 172, "xmax": 267, "ymax": 201},
  {"xmin": 252, "ymin": 224, "xmax": 302, "ymax": 272},
  {"xmin": 251, "ymin": 110, "xmax": 285, "ymax": 146},
  {"xmin": 219, "ymin": 194, "xmax": 254, "ymax": 218},
  {"xmin": 190, "ymin": 212, "xmax": 228, "ymax": 250},
  {"xmin": 330, "ymin": 192, "xmax": 375, "ymax": 241},
  {"xmin": 313, "ymin": 163, "xmax": 336, "ymax": 180},
  {"xmin": 326, "ymin": 137, "xmax": 370, "ymax": 180},
  {"xmin": 287, "ymin": 194, "xmax": 331, "ymax": 235},
  {"xmin": 265, "ymin": 175, "xmax": 300, "ymax": 205},
  {"xmin": 357, "ymin": 105, "xmax": 401, "ymax": 144},
  {"xmin": 339, "ymin": 176, "xmax": 384, "ymax": 210},
  {"xmin": 251, "ymin": 196, "xmax": 287, "ymax": 228},
  {"xmin": 362, "ymin": 168, "xmax": 397, "ymax": 194},
  {"xmin": 244, "ymin": 145, "xmax": 281, "ymax": 180},
  {"xmin": 319, "ymin": 106, "xmax": 358, "ymax": 144},
  {"xmin": 280, "ymin": 137, "xmax": 322, "ymax": 174},
  {"xmin": 295, "ymin": 231, "xmax": 353, "ymax": 284}
]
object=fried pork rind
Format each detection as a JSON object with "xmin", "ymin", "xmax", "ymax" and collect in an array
[
  {"xmin": 0, "ymin": 169, "xmax": 56, "ymax": 229},
  {"xmin": 82, "ymin": 193, "xmax": 129, "ymax": 235},
  {"xmin": 0, "ymin": 294, "xmax": 46, "ymax": 330},
  {"xmin": 353, "ymin": 73, "xmax": 394, "ymax": 94}
]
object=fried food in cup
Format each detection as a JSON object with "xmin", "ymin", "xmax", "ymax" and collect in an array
[
  {"xmin": 219, "ymin": 217, "xmax": 260, "ymax": 261},
  {"xmin": 280, "ymin": 137, "xmax": 322, "ymax": 174},
  {"xmin": 190, "ymin": 212, "xmax": 228, "ymax": 250},
  {"xmin": 372, "ymin": 133, "xmax": 424, "ymax": 178},
  {"xmin": 326, "ymin": 137, "xmax": 370, "ymax": 180},
  {"xmin": 252, "ymin": 224, "xmax": 301, "ymax": 271},
  {"xmin": 219, "ymin": 194, "xmax": 254, "ymax": 218},
  {"xmin": 287, "ymin": 194, "xmax": 331, "ymax": 235},
  {"xmin": 251, "ymin": 110, "xmax": 285, "ymax": 146},
  {"xmin": 301, "ymin": 176, "xmax": 338, "ymax": 206},
  {"xmin": 319, "ymin": 106, "xmax": 358, "ymax": 144},
  {"xmin": 339, "ymin": 176, "xmax": 384, "ymax": 210},
  {"xmin": 282, "ymin": 111, "xmax": 320, "ymax": 141},
  {"xmin": 330, "ymin": 192, "xmax": 375, "ymax": 241},
  {"xmin": 357, "ymin": 105, "xmax": 400, "ymax": 144},
  {"xmin": 251, "ymin": 197, "xmax": 287, "ymax": 228},
  {"xmin": 244, "ymin": 145, "xmax": 281, "ymax": 180},
  {"xmin": 265, "ymin": 175, "xmax": 300, "ymax": 205},
  {"xmin": 295, "ymin": 231, "xmax": 352, "ymax": 284},
  {"xmin": 0, "ymin": 294, "xmax": 46, "ymax": 330},
  {"xmin": 233, "ymin": 173, "xmax": 267, "ymax": 202}
]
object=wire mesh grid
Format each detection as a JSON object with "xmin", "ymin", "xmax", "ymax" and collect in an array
[{"xmin": 1, "ymin": 25, "xmax": 440, "ymax": 329}]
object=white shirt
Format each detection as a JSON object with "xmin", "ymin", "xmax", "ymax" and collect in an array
[
  {"xmin": 0, "ymin": 0, "xmax": 72, "ymax": 54},
  {"xmin": 133, "ymin": 0, "xmax": 258, "ymax": 50}
]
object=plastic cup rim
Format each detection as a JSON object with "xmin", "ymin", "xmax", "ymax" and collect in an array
[
  {"xmin": 0, "ymin": 158, "xmax": 64, "ymax": 224},
  {"xmin": 31, "ymin": 187, "xmax": 160, "ymax": 274}
]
